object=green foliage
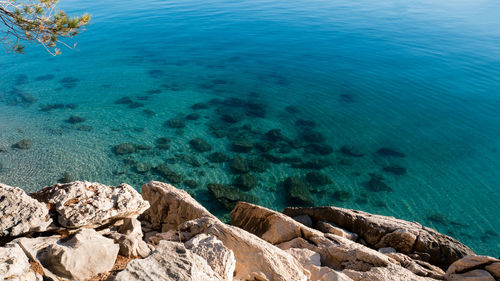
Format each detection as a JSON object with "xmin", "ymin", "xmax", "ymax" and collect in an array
[{"xmin": 0, "ymin": 0, "xmax": 90, "ymax": 55}]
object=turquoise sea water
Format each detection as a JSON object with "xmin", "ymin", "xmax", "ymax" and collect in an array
[{"xmin": 0, "ymin": 0, "xmax": 499, "ymax": 255}]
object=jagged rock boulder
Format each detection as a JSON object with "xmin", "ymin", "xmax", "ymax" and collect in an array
[
  {"xmin": 0, "ymin": 243, "xmax": 42, "ymax": 281},
  {"xmin": 108, "ymin": 218, "xmax": 151, "ymax": 258},
  {"xmin": 31, "ymin": 181, "xmax": 149, "ymax": 229},
  {"xmin": 141, "ymin": 181, "xmax": 215, "ymax": 232},
  {"xmin": 343, "ymin": 264, "xmax": 433, "ymax": 281},
  {"xmin": 185, "ymin": 234, "xmax": 236, "ymax": 281},
  {"xmin": 0, "ymin": 183, "xmax": 52, "ymax": 236},
  {"xmin": 285, "ymin": 248, "xmax": 354, "ymax": 281},
  {"xmin": 316, "ymin": 220, "xmax": 358, "ymax": 241},
  {"xmin": 179, "ymin": 217, "xmax": 308, "ymax": 281},
  {"xmin": 283, "ymin": 206, "xmax": 474, "ymax": 267},
  {"xmin": 384, "ymin": 252, "xmax": 445, "ymax": 279},
  {"xmin": 37, "ymin": 228, "xmax": 119, "ymax": 281},
  {"xmin": 445, "ymin": 255, "xmax": 499, "ymax": 281},
  {"xmin": 114, "ymin": 240, "xmax": 220, "ymax": 281}
]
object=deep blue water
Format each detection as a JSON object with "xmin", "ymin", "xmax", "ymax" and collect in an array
[{"xmin": 0, "ymin": 0, "xmax": 499, "ymax": 255}]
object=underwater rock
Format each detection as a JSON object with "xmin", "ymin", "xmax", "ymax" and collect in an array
[
  {"xmin": 234, "ymin": 174, "xmax": 258, "ymax": 190},
  {"xmin": 128, "ymin": 102, "xmax": 144, "ymax": 109},
  {"xmin": 148, "ymin": 69, "xmax": 164, "ymax": 78},
  {"xmin": 248, "ymin": 158, "xmax": 270, "ymax": 173},
  {"xmin": 113, "ymin": 143, "xmax": 136, "ymax": 155},
  {"xmin": 207, "ymin": 183, "xmax": 258, "ymax": 210},
  {"xmin": 207, "ymin": 152, "xmax": 229, "ymax": 163},
  {"xmin": 180, "ymin": 154, "xmax": 202, "ymax": 167},
  {"xmin": 220, "ymin": 110, "xmax": 245, "ymax": 124},
  {"xmin": 383, "ymin": 164, "xmax": 407, "ymax": 175},
  {"xmin": 364, "ymin": 173, "xmax": 393, "ymax": 192},
  {"xmin": 66, "ymin": 103, "xmax": 78, "ymax": 109},
  {"xmin": 285, "ymin": 105, "xmax": 300, "ymax": 114},
  {"xmin": 185, "ymin": 113, "xmax": 201, "ymax": 120},
  {"xmin": 136, "ymin": 144, "xmax": 151, "ymax": 150},
  {"xmin": 333, "ymin": 190, "xmax": 352, "ymax": 202},
  {"xmin": 295, "ymin": 119, "xmax": 316, "ymax": 128},
  {"xmin": 142, "ymin": 109, "xmax": 156, "ymax": 117},
  {"xmin": 40, "ymin": 103, "xmax": 65, "ymax": 112},
  {"xmin": 265, "ymin": 129, "xmax": 287, "ymax": 142},
  {"xmin": 114, "ymin": 96, "xmax": 133, "ymax": 105},
  {"xmin": 231, "ymin": 139, "xmax": 253, "ymax": 153},
  {"xmin": 184, "ymin": 180, "xmax": 198, "ymax": 188},
  {"xmin": 376, "ymin": 147, "xmax": 406, "ymax": 158},
  {"xmin": 306, "ymin": 171, "xmax": 332, "ymax": 187},
  {"xmin": 134, "ymin": 162, "xmax": 151, "ymax": 174},
  {"xmin": 59, "ymin": 77, "xmax": 79, "ymax": 88},
  {"xmin": 154, "ymin": 164, "xmax": 183, "ymax": 184},
  {"xmin": 301, "ymin": 128, "xmax": 326, "ymax": 143},
  {"xmin": 339, "ymin": 145, "xmax": 365, "ymax": 157},
  {"xmin": 156, "ymin": 137, "xmax": 171, "ymax": 150},
  {"xmin": 230, "ymin": 156, "xmax": 250, "ymax": 174},
  {"xmin": 246, "ymin": 102, "xmax": 266, "ymax": 117},
  {"xmin": 58, "ymin": 172, "xmax": 72, "ymax": 183},
  {"xmin": 11, "ymin": 139, "xmax": 32, "ymax": 149},
  {"xmin": 191, "ymin": 102, "xmax": 210, "ymax": 110},
  {"xmin": 165, "ymin": 118, "xmax": 186, "ymax": 128},
  {"xmin": 283, "ymin": 177, "xmax": 315, "ymax": 206},
  {"xmin": 291, "ymin": 158, "xmax": 331, "ymax": 170},
  {"xmin": 277, "ymin": 143, "xmax": 293, "ymax": 154},
  {"xmin": 66, "ymin": 115, "xmax": 85, "ymax": 124},
  {"xmin": 189, "ymin": 137, "xmax": 212, "ymax": 152},
  {"xmin": 426, "ymin": 213, "xmax": 449, "ymax": 226},
  {"xmin": 304, "ymin": 143, "xmax": 334, "ymax": 156},
  {"xmin": 255, "ymin": 141, "xmax": 276, "ymax": 152}
]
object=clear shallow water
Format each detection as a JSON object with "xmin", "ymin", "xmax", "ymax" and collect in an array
[{"xmin": 1, "ymin": 0, "xmax": 499, "ymax": 255}]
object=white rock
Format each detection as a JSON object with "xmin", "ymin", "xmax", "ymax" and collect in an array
[
  {"xmin": 343, "ymin": 264, "xmax": 434, "ymax": 281},
  {"xmin": 31, "ymin": 181, "xmax": 149, "ymax": 228},
  {"xmin": 0, "ymin": 243, "xmax": 42, "ymax": 281},
  {"xmin": 185, "ymin": 234, "xmax": 236, "ymax": 281},
  {"xmin": 37, "ymin": 228, "xmax": 119, "ymax": 281},
  {"xmin": 180, "ymin": 217, "xmax": 308, "ymax": 281},
  {"xmin": 141, "ymin": 181, "xmax": 215, "ymax": 232},
  {"xmin": 114, "ymin": 240, "xmax": 220, "ymax": 281},
  {"xmin": 286, "ymin": 248, "xmax": 321, "ymax": 267},
  {"xmin": 446, "ymin": 269, "xmax": 495, "ymax": 281},
  {"xmin": 0, "ymin": 183, "xmax": 52, "ymax": 236},
  {"xmin": 109, "ymin": 218, "xmax": 151, "ymax": 258},
  {"xmin": 316, "ymin": 221, "xmax": 358, "ymax": 241},
  {"xmin": 306, "ymin": 265, "xmax": 354, "ymax": 281}
]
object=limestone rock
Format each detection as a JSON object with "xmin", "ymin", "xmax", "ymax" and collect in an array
[
  {"xmin": 231, "ymin": 202, "xmax": 301, "ymax": 244},
  {"xmin": 343, "ymin": 264, "xmax": 434, "ymax": 281},
  {"xmin": 385, "ymin": 252, "xmax": 445, "ymax": 279},
  {"xmin": 109, "ymin": 218, "xmax": 151, "ymax": 258},
  {"xmin": 446, "ymin": 269, "xmax": 494, "ymax": 281},
  {"xmin": 445, "ymin": 255, "xmax": 500, "ymax": 281},
  {"xmin": 140, "ymin": 181, "xmax": 215, "ymax": 232},
  {"xmin": 293, "ymin": 215, "xmax": 313, "ymax": 228},
  {"xmin": 0, "ymin": 244, "xmax": 42, "ymax": 281},
  {"xmin": 316, "ymin": 221, "xmax": 358, "ymax": 241},
  {"xmin": 31, "ymin": 181, "xmax": 149, "ymax": 228},
  {"xmin": 114, "ymin": 240, "xmax": 220, "ymax": 281},
  {"xmin": 232, "ymin": 202, "xmax": 392, "ymax": 272},
  {"xmin": 10, "ymin": 236, "xmax": 61, "ymax": 281},
  {"xmin": 180, "ymin": 217, "xmax": 308, "ymax": 281},
  {"xmin": 285, "ymin": 247, "xmax": 321, "ymax": 266},
  {"xmin": 283, "ymin": 206, "xmax": 474, "ymax": 267},
  {"xmin": 185, "ymin": 234, "xmax": 236, "ymax": 281},
  {"xmin": 0, "ymin": 183, "xmax": 52, "ymax": 236},
  {"xmin": 37, "ymin": 228, "xmax": 119, "ymax": 281}
]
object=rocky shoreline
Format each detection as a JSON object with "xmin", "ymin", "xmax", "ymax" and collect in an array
[{"xmin": 0, "ymin": 180, "xmax": 498, "ymax": 281}]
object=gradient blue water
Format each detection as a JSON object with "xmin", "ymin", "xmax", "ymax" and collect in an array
[{"xmin": 1, "ymin": 0, "xmax": 499, "ymax": 255}]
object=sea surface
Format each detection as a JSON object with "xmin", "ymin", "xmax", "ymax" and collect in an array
[{"xmin": 0, "ymin": 0, "xmax": 499, "ymax": 255}]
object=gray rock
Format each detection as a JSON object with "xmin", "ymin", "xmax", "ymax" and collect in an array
[
  {"xmin": 283, "ymin": 206, "xmax": 474, "ymax": 267},
  {"xmin": 31, "ymin": 181, "xmax": 149, "ymax": 229},
  {"xmin": 0, "ymin": 183, "xmax": 52, "ymax": 236},
  {"xmin": 140, "ymin": 181, "xmax": 216, "ymax": 232},
  {"xmin": 37, "ymin": 228, "xmax": 119, "ymax": 281},
  {"xmin": 0, "ymin": 243, "xmax": 42, "ymax": 281},
  {"xmin": 109, "ymin": 218, "xmax": 151, "ymax": 258},
  {"xmin": 114, "ymin": 240, "xmax": 220, "ymax": 281},
  {"xmin": 185, "ymin": 234, "xmax": 236, "ymax": 281}
]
